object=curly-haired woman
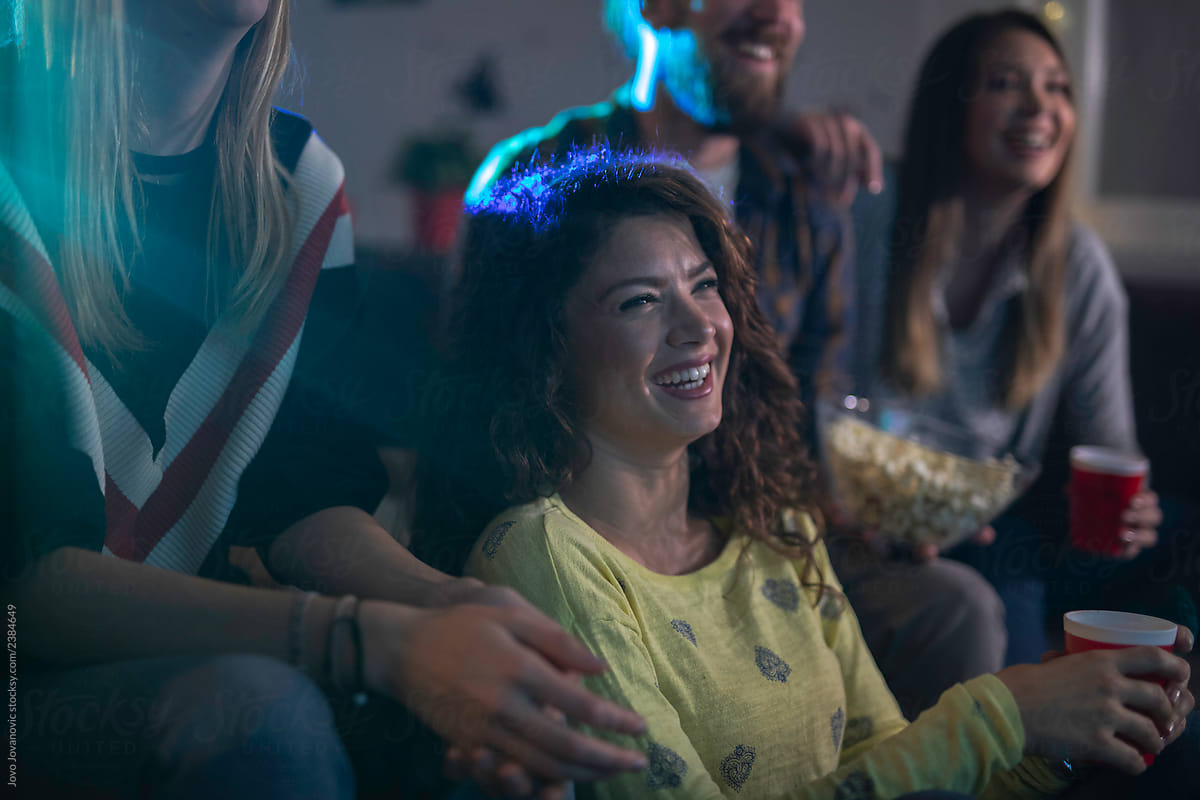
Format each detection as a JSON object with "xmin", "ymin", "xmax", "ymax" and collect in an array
[{"xmin": 447, "ymin": 146, "xmax": 1194, "ymax": 799}]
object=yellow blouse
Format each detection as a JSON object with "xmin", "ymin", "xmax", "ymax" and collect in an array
[{"xmin": 466, "ymin": 495, "xmax": 1066, "ymax": 799}]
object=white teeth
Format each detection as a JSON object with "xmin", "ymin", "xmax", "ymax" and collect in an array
[
  {"xmin": 653, "ymin": 362, "xmax": 711, "ymax": 387},
  {"xmin": 736, "ymin": 42, "xmax": 773, "ymax": 60},
  {"xmin": 1010, "ymin": 132, "xmax": 1050, "ymax": 149}
]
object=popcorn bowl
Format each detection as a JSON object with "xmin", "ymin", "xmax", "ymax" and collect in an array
[{"xmin": 817, "ymin": 395, "xmax": 1038, "ymax": 551}]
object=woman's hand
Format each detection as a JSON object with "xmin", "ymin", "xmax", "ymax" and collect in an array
[
  {"xmin": 445, "ymin": 726, "xmax": 573, "ymax": 799},
  {"xmin": 1036, "ymin": 626, "xmax": 1196, "ymax": 752},
  {"xmin": 358, "ymin": 600, "xmax": 648, "ymax": 784},
  {"xmin": 1115, "ymin": 490, "xmax": 1162, "ymax": 560},
  {"xmin": 444, "ymin": 743, "xmax": 571, "ymax": 799},
  {"xmin": 996, "ymin": 644, "xmax": 1191, "ymax": 773},
  {"xmin": 445, "ymin": 679, "xmax": 578, "ymax": 799}
]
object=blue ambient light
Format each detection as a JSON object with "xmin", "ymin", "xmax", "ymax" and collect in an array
[
  {"xmin": 465, "ymin": 143, "xmax": 691, "ymax": 233},
  {"xmin": 630, "ymin": 21, "xmax": 659, "ymax": 111},
  {"xmin": 2, "ymin": 0, "xmax": 23, "ymax": 48}
]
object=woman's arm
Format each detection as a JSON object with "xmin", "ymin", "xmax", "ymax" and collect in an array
[
  {"xmin": 3, "ymin": 544, "xmax": 647, "ymax": 784},
  {"xmin": 816, "ymin": 538, "xmax": 1191, "ymax": 798},
  {"xmin": 5, "ymin": 546, "xmax": 318, "ymax": 668},
  {"xmin": 539, "ymin": 612, "xmax": 1037, "ymax": 799},
  {"xmin": 806, "ymin": 544, "xmax": 1061, "ymax": 798},
  {"xmin": 265, "ymin": 505, "xmax": 464, "ymax": 606}
]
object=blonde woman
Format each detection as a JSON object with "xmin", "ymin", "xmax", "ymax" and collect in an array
[{"xmin": 1, "ymin": 2, "xmax": 645, "ymax": 797}]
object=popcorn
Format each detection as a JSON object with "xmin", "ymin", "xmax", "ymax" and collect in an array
[{"xmin": 824, "ymin": 417, "xmax": 1021, "ymax": 549}]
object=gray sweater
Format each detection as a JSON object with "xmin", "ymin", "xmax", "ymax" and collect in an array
[{"xmin": 848, "ymin": 188, "xmax": 1138, "ymax": 469}]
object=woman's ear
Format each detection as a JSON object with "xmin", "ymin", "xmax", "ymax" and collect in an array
[{"xmin": 641, "ymin": 0, "xmax": 690, "ymax": 31}]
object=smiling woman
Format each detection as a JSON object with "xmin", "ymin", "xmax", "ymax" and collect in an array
[
  {"xmin": 562, "ymin": 214, "xmax": 732, "ymax": 460},
  {"xmin": 429, "ymin": 145, "xmax": 1198, "ymax": 798},
  {"xmin": 444, "ymin": 146, "xmax": 816, "ymax": 567}
]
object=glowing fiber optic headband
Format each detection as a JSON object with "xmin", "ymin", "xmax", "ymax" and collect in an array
[{"xmin": 465, "ymin": 144, "xmax": 693, "ymax": 233}]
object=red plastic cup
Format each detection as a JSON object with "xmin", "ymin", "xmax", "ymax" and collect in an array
[
  {"xmin": 1064, "ymin": 610, "xmax": 1178, "ymax": 765},
  {"xmin": 1068, "ymin": 446, "xmax": 1148, "ymax": 555}
]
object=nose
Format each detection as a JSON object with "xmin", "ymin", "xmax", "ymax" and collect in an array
[
  {"xmin": 666, "ymin": 294, "xmax": 717, "ymax": 349},
  {"xmin": 1019, "ymin": 81, "xmax": 1049, "ymax": 116}
]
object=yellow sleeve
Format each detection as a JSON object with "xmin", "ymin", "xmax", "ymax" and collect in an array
[
  {"xmin": 580, "ymin": 622, "xmax": 1056, "ymax": 800},
  {"xmin": 803, "ymin": 541, "xmax": 1066, "ymax": 798}
]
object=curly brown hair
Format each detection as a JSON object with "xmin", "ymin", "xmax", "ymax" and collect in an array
[{"xmin": 443, "ymin": 146, "xmax": 822, "ymax": 569}]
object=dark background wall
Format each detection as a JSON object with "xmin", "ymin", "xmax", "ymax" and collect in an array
[{"xmin": 283, "ymin": 0, "xmax": 1200, "ymax": 504}]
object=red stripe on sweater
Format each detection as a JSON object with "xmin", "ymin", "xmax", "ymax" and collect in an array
[
  {"xmin": 0, "ymin": 223, "xmax": 90, "ymax": 377},
  {"xmin": 103, "ymin": 474, "xmax": 140, "ymax": 560},
  {"xmin": 120, "ymin": 184, "xmax": 346, "ymax": 561}
]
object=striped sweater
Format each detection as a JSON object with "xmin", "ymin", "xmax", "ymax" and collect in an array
[{"xmin": 1, "ymin": 110, "xmax": 385, "ymax": 580}]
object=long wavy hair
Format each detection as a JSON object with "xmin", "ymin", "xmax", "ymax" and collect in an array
[
  {"xmin": 883, "ymin": 10, "xmax": 1074, "ymax": 410},
  {"xmin": 0, "ymin": 0, "xmax": 293, "ymax": 354},
  {"xmin": 447, "ymin": 146, "xmax": 822, "ymax": 572}
]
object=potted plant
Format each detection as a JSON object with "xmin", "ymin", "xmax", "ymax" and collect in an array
[{"xmin": 392, "ymin": 131, "xmax": 480, "ymax": 255}]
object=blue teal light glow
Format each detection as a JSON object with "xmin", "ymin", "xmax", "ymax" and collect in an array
[
  {"xmin": 630, "ymin": 22, "xmax": 659, "ymax": 111},
  {"xmin": 465, "ymin": 143, "xmax": 691, "ymax": 232},
  {"xmin": 604, "ymin": 0, "xmax": 728, "ymax": 128},
  {"xmin": 2, "ymin": 0, "xmax": 23, "ymax": 48},
  {"xmin": 656, "ymin": 28, "xmax": 726, "ymax": 127},
  {"xmin": 465, "ymin": 94, "xmax": 626, "ymax": 207}
]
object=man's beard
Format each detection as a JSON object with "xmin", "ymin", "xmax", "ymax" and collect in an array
[
  {"xmin": 708, "ymin": 44, "xmax": 787, "ymax": 134},
  {"xmin": 659, "ymin": 30, "xmax": 786, "ymax": 134}
]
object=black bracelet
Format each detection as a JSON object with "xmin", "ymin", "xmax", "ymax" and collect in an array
[
  {"xmin": 326, "ymin": 595, "xmax": 368, "ymax": 705},
  {"xmin": 326, "ymin": 595, "xmax": 357, "ymax": 690}
]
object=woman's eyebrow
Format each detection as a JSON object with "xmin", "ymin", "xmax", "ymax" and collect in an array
[{"xmin": 598, "ymin": 261, "xmax": 714, "ymax": 301}]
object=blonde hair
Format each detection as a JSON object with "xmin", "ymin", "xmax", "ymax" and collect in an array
[{"xmin": 0, "ymin": 0, "xmax": 294, "ymax": 354}]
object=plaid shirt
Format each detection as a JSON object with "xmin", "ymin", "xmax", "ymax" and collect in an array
[{"xmin": 469, "ymin": 87, "xmax": 854, "ymax": 407}]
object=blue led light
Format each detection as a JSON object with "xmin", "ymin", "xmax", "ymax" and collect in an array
[
  {"xmin": 604, "ymin": 0, "xmax": 729, "ymax": 128},
  {"xmin": 465, "ymin": 143, "xmax": 693, "ymax": 233},
  {"xmin": 657, "ymin": 28, "xmax": 726, "ymax": 128},
  {"xmin": 2, "ymin": 0, "xmax": 23, "ymax": 48},
  {"xmin": 630, "ymin": 22, "xmax": 659, "ymax": 111}
]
